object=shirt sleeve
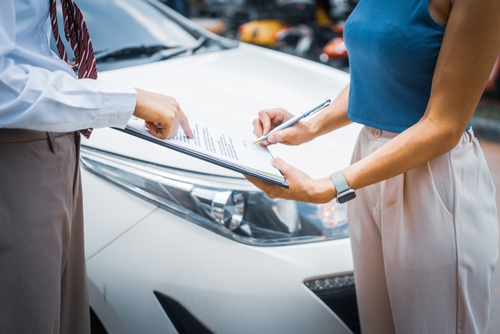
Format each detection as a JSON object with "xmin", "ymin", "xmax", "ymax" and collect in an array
[{"xmin": 0, "ymin": 0, "xmax": 137, "ymax": 133}]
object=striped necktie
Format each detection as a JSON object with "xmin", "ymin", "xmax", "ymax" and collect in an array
[{"xmin": 49, "ymin": 0, "xmax": 97, "ymax": 138}]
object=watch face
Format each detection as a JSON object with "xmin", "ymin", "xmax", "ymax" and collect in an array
[{"xmin": 337, "ymin": 190, "xmax": 356, "ymax": 204}]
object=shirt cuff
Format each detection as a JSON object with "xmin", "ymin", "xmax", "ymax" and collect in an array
[{"xmin": 94, "ymin": 80, "xmax": 137, "ymax": 129}]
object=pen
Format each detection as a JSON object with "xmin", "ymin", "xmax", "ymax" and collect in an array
[{"xmin": 253, "ymin": 98, "xmax": 331, "ymax": 144}]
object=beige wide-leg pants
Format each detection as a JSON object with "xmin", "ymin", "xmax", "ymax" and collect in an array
[
  {"xmin": 348, "ymin": 126, "xmax": 499, "ymax": 334},
  {"xmin": 0, "ymin": 129, "xmax": 89, "ymax": 334}
]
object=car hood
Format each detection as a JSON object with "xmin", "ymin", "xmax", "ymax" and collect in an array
[{"xmin": 84, "ymin": 43, "xmax": 362, "ymax": 179}]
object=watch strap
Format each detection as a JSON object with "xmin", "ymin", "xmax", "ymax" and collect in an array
[{"xmin": 330, "ymin": 170, "xmax": 350, "ymax": 195}]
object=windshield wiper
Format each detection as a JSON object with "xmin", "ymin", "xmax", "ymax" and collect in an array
[
  {"xmin": 94, "ymin": 44, "xmax": 181, "ymax": 61},
  {"xmin": 94, "ymin": 37, "xmax": 213, "ymax": 64},
  {"xmin": 154, "ymin": 36, "xmax": 208, "ymax": 59},
  {"xmin": 189, "ymin": 36, "xmax": 208, "ymax": 54},
  {"xmin": 147, "ymin": 36, "xmax": 210, "ymax": 62}
]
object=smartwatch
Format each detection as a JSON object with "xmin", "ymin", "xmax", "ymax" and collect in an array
[{"xmin": 330, "ymin": 170, "xmax": 356, "ymax": 204}]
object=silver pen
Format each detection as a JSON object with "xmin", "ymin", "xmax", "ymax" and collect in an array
[{"xmin": 253, "ymin": 98, "xmax": 331, "ymax": 144}]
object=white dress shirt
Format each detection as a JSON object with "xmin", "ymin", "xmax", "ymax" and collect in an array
[{"xmin": 0, "ymin": 0, "xmax": 137, "ymax": 132}]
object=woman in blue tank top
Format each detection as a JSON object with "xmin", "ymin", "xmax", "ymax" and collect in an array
[{"xmin": 248, "ymin": 0, "xmax": 500, "ymax": 332}]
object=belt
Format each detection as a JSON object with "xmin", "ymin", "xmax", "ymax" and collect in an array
[{"xmin": 0, "ymin": 129, "xmax": 70, "ymax": 144}]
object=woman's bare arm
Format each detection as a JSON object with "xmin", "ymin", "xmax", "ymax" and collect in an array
[
  {"xmin": 343, "ymin": 0, "xmax": 500, "ymax": 191},
  {"xmin": 247, "ymin": 0, "xmax": 500, "ymax": 203}
]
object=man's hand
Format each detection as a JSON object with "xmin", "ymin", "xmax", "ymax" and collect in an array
[{"xmin": 133, "ymin": 88, "xmax": 193, "ymax": 139}]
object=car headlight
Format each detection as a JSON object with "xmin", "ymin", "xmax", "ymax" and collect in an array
[{"xmin": 81, "ymin": 147, "xmax": 349, "ymax": 246}]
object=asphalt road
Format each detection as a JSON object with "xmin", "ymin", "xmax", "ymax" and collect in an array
[{"xmin": 480, "ymin": 138, "xmax": 500, "ymax": 334}]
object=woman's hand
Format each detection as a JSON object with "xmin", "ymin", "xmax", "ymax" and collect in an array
[
  {"xmin": 253, "ymin": 108, "xmax": 316, "ymax": 147},
  {"xmin": 133, "ymin": 88, "xmax": 194, "ymax": 139},
  {"xmin": 245, "ymin": 158, "xmax": 336, "ymax": 204}
]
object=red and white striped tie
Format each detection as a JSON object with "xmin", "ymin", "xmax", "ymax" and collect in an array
[{"xmin": 49, "ymin": 0, "xmax": 97, "ymax": 138}]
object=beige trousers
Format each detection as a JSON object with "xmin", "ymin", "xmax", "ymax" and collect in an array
[
  {"xmin": 0, "ymin": 129, "xmax": 89, "ymax": 334},
  {"xmin": 348, "ymin": 126, "xmax": 499, "ymax": 334}
]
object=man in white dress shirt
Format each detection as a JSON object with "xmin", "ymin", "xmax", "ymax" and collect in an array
[{"xmin": 0, "ymin": 1, "xmax": 193, "ymax": 332}]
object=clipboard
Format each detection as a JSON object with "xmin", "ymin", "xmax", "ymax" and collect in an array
[{"xmin": 115, "ymin": 117, "xmax": 289, "ymax": 188}]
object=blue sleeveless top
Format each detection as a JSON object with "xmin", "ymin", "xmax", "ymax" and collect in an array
[{"xmin": 344, "ymin": 0, "xmax": 449, "ymax": 133}]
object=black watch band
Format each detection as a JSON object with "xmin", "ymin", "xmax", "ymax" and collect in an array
[{"xmin": 330, "ymin": 170, "xmax": 356, "ymax": 204}]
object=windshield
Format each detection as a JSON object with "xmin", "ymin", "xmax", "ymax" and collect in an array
[
  {"xmin": 80, "ymin": 0, "xmax": 196, "ymax": 51},
  {"xmin": 51, "ymin": 0, "xmax": 235, "ymax": 70}
]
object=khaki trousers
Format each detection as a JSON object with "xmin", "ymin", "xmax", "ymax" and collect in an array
[
  {"xmin": 0, "ymin": 129, "xmax": 89, "ymax": 334},
  {"xmin": 348, "ymin": 126, "xmax": 499, "ymax": 334}
]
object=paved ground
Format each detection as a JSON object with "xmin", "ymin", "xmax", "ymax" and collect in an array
[{"xmin": 481, "ymin": 138, "xmax": 500, "ymax": 334}]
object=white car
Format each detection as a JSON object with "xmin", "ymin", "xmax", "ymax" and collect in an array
[{"xmin": 60, "ymin": 0, "xmax": 363, "ymax": 333}]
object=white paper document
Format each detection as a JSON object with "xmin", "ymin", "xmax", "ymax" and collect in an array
[{"xmin": 118, "ymin": 117, "xmax": 288, "ymax": 188}]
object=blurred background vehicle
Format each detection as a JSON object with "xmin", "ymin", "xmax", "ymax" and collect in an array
[
  {"xmin": 318, "ymin": 24, "xmax": 348, "ymax": 72},
  {"xmin": 52, "ymin": 0, "xmax": 363, "ymax": 333},
  {"xmin": 159, "ymin": 0, "xmax": 191, "ymax": 17},
  {"xmin": 187, "ymin": 0, "xmax": 357, "ymax": 71}
]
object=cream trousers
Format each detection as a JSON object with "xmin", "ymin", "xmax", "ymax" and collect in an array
[{"xmin": 348, "ymin": 126, "xmax": 499, "ymax": 334}]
